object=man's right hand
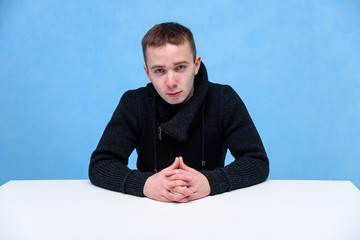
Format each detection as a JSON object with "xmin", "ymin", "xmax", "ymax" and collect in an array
[{"xmin": 143, "ymin": 157, "xmax": 193, "ymax": 203}]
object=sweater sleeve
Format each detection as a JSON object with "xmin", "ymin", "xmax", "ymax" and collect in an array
[
  {"xmin": 202, "ymin": 86, "xmax": 269, "ymax": 195},
  {"xmin": 88, "ymin": 91, "xmax": 152, "ymax": 197}
]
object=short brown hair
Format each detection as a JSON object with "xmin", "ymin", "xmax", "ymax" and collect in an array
[{"xmin": 141, "ymin": 22, "xmax": 197, "ymax": 64}]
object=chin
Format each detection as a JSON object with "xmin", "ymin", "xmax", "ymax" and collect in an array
[
  {"xmin": 162, "ymin": 95, "xmax": 183, "ymax": 105},
  {"xmin": 167, "ymin": 100, "xmax": 182, "ymax": 105},
  {"xmin": 165, "ymin": 98, "xmax": 184, "ymax": 105}
]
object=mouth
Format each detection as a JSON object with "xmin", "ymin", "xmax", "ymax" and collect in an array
[{"xmin": 166, "ymin": 91, "xmax": 181, "ymax": 97}]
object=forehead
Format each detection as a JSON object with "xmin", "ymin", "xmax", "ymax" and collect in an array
[{"xmin": 146, "ymin": 42, "xmax": 193, "ymax": 66}]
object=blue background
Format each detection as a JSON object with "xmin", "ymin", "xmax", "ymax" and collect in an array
[{"xmin": 1, "ymin": 0, "xmax": 359, "ymax": 188}]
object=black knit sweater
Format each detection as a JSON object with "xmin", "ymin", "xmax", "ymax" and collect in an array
[{"xmin": 89, "ymin": 63, "xmax": 269, "ymax": 197}]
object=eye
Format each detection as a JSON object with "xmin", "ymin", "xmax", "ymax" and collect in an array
[
  {"xmin": 154, "ymin": 69, "xmax": 164, "ymax": 74},
  {"xmin": 176, "ymin": 65, "xmax": 186, "ymax": 71}
]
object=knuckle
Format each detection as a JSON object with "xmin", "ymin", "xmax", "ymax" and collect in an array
[
  {"xmin": 179, "ymin": 180, "xmax": 187, "ymax": 186},
  {"xmin": 174, "ymin": 186, "xmax": 189, "ymax": 196},
  {"xmin": 173, "ymin": 187, "xmax": 183, "ymax": 194},
  {"xmin": 169, "ymin": 194, "xmax": 179, "ymax": 201}
]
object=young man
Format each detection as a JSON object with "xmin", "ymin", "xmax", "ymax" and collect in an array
[{"xmin": 89, "ymin": 22, "xmax": 269, "ymax": 203}]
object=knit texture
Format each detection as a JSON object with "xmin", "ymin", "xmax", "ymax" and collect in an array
[{"xmin": 89, "ymin": 63, "xmax": 269, "ymax": 197}]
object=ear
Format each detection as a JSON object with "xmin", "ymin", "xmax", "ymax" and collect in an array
[
  {"xmin": 194, "ymin": 56, "xmax": 201, "ymax": 75},
  {"xmin": 143, "ymin": 64, "xmax": 151, "ymax": 80}
]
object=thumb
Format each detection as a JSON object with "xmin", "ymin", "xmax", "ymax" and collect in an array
[
  {"xmin": 168, "ymin": 157, "xmax": 180, "ymax": 170},
  {"xmin": 179, "ymin": 156, "xmax": 190, "ymax": 170}
]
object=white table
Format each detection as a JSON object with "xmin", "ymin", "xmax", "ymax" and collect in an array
[{"xmin": 0, "ymin": 180, "xmax": 359, "ymax": 240}]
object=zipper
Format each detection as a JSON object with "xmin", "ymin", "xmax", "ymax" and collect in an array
[
  {"xmin": 158, "ymin": 126, "xmax": 162, "ymax": 141},
  {"xmin": 157, "ymin": 124, "xmax": 182, "ymax": 141}
]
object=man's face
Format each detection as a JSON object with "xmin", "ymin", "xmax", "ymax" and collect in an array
[{"xmin": 144, "ymin": 42, "xmax": 201, "ymax": 105}]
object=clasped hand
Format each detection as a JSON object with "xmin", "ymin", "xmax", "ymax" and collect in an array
[{"xmin": 143, "ymin": 157, "xmax": 210, "ymax": 203}]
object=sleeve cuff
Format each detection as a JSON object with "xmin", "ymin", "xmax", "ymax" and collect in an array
[
  {"xmin": 123, "ymin": 170, "xmax": 153, "ymax": 197},
  {"xmin": 201, "ymin": 168, "xmax": 231, "ymax": 196}
]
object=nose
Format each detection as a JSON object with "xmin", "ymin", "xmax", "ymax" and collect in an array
[{"xmin": 166, "ymin": 71, "xmax": 177, "ymax": 88}]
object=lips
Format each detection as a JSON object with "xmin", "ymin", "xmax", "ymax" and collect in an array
[{"xmin": 166, "ymin": 91, "xmax": 181, "ymax": 97}]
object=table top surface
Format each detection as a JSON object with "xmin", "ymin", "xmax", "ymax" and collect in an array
[{"xmin": 0, "ymin": 179, "xmax": 359, "ymax": 240}]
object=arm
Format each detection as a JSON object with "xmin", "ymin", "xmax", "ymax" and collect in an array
[
  {"xmin": 89, "ymin": 91, "xmax": 152, "ymax": 197},
  {"xmin": 201, "ymin": 86, "xmax": 269, "ymax": 195}
]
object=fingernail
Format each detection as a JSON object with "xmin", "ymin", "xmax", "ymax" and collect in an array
[
  {"xmin": 188, "ymin": 190, "xmax": 193, "ymax": 195},
  {"xmin": 187, "ymin": 176, "xmax": 192, "ymax": 180},
  {"xmin": 167, "ymin": 182, "xmax": 173, "ymax": 187}
]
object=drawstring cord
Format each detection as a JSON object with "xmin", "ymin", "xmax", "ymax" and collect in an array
[
  {"xmin": 201, "ymin": 103, "xmax": 206, "ymax": 167},
  {"xmin": 152, "ymin": 99, "xmax": 158, "ymax": 173}
]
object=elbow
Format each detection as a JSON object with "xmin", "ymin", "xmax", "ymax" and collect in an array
[
  {"xmin": 88, "ymin": 153, "xmax": 100, "ymax": 186},
  {"xmin": 260, "ymin": 155, "xmax": 270, "ymax": 182},
  {"xmin": 88, "ymin": 161, "xmax": 96, "ymax": 185}
]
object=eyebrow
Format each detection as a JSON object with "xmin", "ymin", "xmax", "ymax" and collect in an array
[
  {"xmin": 174, "ymin": 61, "xmax": 190, "ymax": 66},
  {"xmin": 150, "ymin": 61, "xmax": 190, "ymax": 70}
]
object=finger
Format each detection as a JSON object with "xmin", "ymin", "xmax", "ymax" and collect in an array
[
  {"xmin": 159, "ymin": 196, "xmax": 173, "ymax": 203},
  {"xmin": 167, "ymin": 180, "xmax": 188, "ymax": 189},
  {"xmin": 172, "ymin": 157, "xmax": 181, "ymax": 169},
  {"xmin": 171, "ymin": 186, "xmax": 193, "ymax": 196},
  {"xmin": 176, "ymin": 197, "xmax": 189, "ymax": 203},
  {"xmin": 163, "ymin": 190, "xmax": 188, "ymax": 202},
  {"xmin": 166, "ymin": 173, "xmax": 192, "ymax": 182},
  {"xmin": 179, "ymin": 157, "xmax": 191, "ymax": 170},
  {"xmin": 165, "ymin": 168, "xmax": 191, "ymax": 176},
  {"xmin": 169, "ymin": 157, "xmax": 180, "ymax": 169},
  {"xmin": 168, "ymin": 195, "xmax": 189, "ymax": 203},
  {"xmin": 163, "ymin": 157, "xmax": 180, "ymax": 172},
  {"xmin": 187, "ymin": 192, "xmax": 204, "ymax": 202}
]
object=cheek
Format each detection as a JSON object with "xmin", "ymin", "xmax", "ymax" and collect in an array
[
  {"xmin": 185, "ymin": 74, "xmax": 195, "ymax": 87},
  {"xmin": 182, "ymin": 72, "xmax": 192, "ymax": 83},
  {"xmin": 152, "ymin": 78, "xmax": 168, "ymax": 93}
]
